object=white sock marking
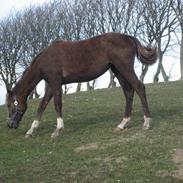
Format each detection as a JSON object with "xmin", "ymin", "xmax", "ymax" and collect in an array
[
  {"xmin": 26, "ymin": 120, "xmax": 39, "ymax": 136},
  {"xmin": 117, "ymin": 117, "xmax": 131, "ymax": 129},
  {"xmin": 57, "ymin": 117, "xmax": 64, "ymax": 130},
  {"xmin": 143, "ymin": 116, "xmax": 151, "ymax": 129},
  {"xmin": 51, "ymin": 117, "xmax": 64, "ymax": 138}
]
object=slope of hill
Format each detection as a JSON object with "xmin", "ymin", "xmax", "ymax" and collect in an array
[{"xmin": 0, "ymin": 81, "xmax": 183, "ymax": 183}]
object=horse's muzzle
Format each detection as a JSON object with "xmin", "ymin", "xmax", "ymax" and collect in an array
[{"xmin": 7, "ymin": 119, "xmax": 19, "ymax": 129}]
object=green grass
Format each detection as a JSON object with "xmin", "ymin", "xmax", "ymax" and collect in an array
[{"xmin": 1, "ymin": 81, "xmax": 183, "ymax": 183}]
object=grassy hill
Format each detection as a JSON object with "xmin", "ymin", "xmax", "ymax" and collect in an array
[{"xmin": 0, "ymin": 81, "xmax": 183, "ymax": 183}]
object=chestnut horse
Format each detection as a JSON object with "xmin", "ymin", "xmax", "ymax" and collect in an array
[{"xmin": 6, "ymin": 33, "xmax": 157, "ymax": 138}]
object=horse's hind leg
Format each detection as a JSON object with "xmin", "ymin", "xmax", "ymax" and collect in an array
[
  {"xmin": 113, "ymin": 63, "xmax": 152, "ymax": 129},
  {"xmin": 25, "ymin": 85, "xmax": 53, "ymax": 137},
  {"xmin": 111, "ymin": 67, "xmax": 134, "ymax": 130}
]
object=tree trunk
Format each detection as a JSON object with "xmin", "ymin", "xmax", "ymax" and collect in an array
[
  {"xmin": 140, "ymin": 65, "xmax": 148, "ymax": 83},
  {"xmin": 44, "ymin": 82, "xmax": 48, "ymax": 93},
  {"xmin": 63, "ymin": 85, "xmax": 67, "ymax": 94},
  {"xmin": 160, "ymin": 64, "xmax": 169, "ymax": 82},
  {"xmin": 108, "ymin": 69, "xmax": 116, "ymax": 88},
  {"xmin": 87, "ymin": 82, "xmax": 93, "ymax": 91},
  {"xmin": 91, "ymin": 79, "xmax": 96, "ymax": 90},
  {"xmin": 153, "ymin": 50, "xmax": 168, "ymax": 82},
  {"xmin": 154, "ymin": 61, "xmax": 169, "ymax": 83},
  {"xmin": 154, "ymin": 66, "xmax": 160, "ymax": 82},
  {"xmin": 5, "ymin": 82, "xmax": 13, "ymax": 91},
  {"xmin": 180, "ymin": 30, "xmax": 183, "ymax": 80},
  {"xmin": 35, "ymin": 89, "xmax": 39, "ymax": 98},
  {"xmin": 29, "ymin": 88, "xmax": 39, "ymax": 99},
  {"xmin": 76, "ymin": 83, "xmax": 82, "ymax": 92},
  {"xmin": 29, "ymin": 90, "xmax": 34, "ymax": 100}
]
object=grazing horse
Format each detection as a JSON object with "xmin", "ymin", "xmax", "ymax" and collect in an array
[{"xmin": 6, "ymin": 32, "xmax": 157, "ymax": 138}]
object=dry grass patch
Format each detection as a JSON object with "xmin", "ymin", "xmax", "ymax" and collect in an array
[
  {"xmin": 172, "ymin": 149, "xmax": 183, "ymax": 180},
  {"xmin": 156, "ymin": 149, "xmax": 183, "ymax": 180},
  {"xmin": 74, "ymin": 142, "xmax": 100, "ymax": 153},
  {"xmin": 74, "ymin": 132, "xmax": 146, "ymax": 153}
]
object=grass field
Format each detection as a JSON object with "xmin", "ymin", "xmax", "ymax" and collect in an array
[{"xmin": 0, "ymin": 81, "xmax": 183, "ymax": 183}]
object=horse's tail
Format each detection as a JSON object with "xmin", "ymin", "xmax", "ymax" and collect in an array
[{"xmin": 131, "ymin": 37, "xmax": 158, "ymax": 65}]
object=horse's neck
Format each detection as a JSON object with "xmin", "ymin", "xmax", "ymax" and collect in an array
[{"xmin": 13, "ymin": 66, "xmax": 41, "ymax": 99}]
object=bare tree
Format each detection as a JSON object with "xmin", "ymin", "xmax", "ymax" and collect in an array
[
  {"xmin": 140, "ymin": 0, "xmax": 177, "ymax": 82},
  {"xmin": 132, "ymin": 0, "xmax": 152, "ymax": 82},
  {"xmin": 83, "ymin": 0, "xmax": 98, "ymax": 38},
  {"xmin": 0, "ymin": 13, "xmax": 24, "ymax": 90},
  {"xmin": 172, "ymin": 0, "xmax": 183, "ymax": 79},
  {"xmin": 95, "ymin": 0, "xmax": 137, "ymax": 88},
  {"xmin": 106, "ymin": 0, "xmax": 136, "ymax": 33},
  {"xmin": 20, "ymin": 4, "xmax": 54, "ymax": 68},
  {"xmin": 54, "ymin": 0, "xmax": 73, "ymax": 40},
  {"xmin": 19, "ymin": 3, "xmax": 57, "ymax": 98}
]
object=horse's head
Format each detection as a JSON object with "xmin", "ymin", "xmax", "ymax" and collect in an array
[{"xmin": 6, "ymin": 89, "xmax": 27, "ymax": 129}]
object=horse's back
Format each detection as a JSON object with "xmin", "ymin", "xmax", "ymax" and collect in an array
[{"xmin": 35, "ymin": 33, "xmax": 136, "ymax": 83}]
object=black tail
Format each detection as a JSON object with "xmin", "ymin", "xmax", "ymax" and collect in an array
[{"xmin": 131, "ymin": 37, "xmax": 158, "ymax": 65}]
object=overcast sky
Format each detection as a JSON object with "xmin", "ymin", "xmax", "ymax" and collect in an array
[{"xmin": 0, "ymin": 0, "xmax": 49, "ymax": 19}]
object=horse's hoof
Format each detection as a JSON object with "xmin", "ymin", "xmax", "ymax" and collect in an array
[
  {"xmin": 25, "ymin": 134, "xmax": 32, "ymax": 138},
  {"xmin": 142, "ymin": 125, "xmax": 150, "ymax": 130},
  {"xmin": 142, "ymin": 122, "xmax": 151, "ymax": 130},
  {"xmin": 51, "ymin": 133, "xmax": 59, "ymax": 138},
  {"xmin": 114, "ymin": 127, "xmax": 125, "ymax": 132},
  {"xmin": 143, "ymin": 116, "xmax": 151, "ymax": 130}
]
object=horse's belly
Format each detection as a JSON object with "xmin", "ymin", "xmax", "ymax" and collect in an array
[{"xmin": 63, "ymin": 65, "xmax": 109, "ymax": 84}]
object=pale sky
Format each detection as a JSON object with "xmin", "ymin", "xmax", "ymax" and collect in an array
[{"xmin": 0, "ymin": 0, "xmax": 49, "ymax": 19}]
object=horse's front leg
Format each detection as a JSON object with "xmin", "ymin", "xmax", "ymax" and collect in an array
[
  {"xmin": 25, "ymin": 85, "xmax": 53, "ymax": 137},
  {"xmin": 51, "ymin": 83, "xmax": 64, "ymax": 138}
]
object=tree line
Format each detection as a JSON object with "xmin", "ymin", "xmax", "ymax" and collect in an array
[{"xmin": 0, "ymin": 0, "xmax": 182, "ymax": 97}]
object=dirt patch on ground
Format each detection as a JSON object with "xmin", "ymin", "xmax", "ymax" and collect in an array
[
  {"xmin": 93, "ymin": 156, "xmax": 127, "ymax": 165},
  {"xmin": 74, "ymin": 142, "xmax": 100, "ymax": 153},
  {"xmin": 172, "ymin": 149, "xmax": 183, "ymax": 180},
  {"xmin": 157, "ymin": 149, "xmax": 183, "ymax": 180},
  {"xmin": 0, "ymin": 177, "xmax": 5, "ymax": 183},
  {"xmin": 172, "ymin": 149, "xmax": 183, "ymax": 164},
  {"xmin": 156, "ymin": 170, "xmax": 171, "ymax": 178},
  {"xmin": 74, "ymin": 132, "xmax": 146, "ymax": 153}
]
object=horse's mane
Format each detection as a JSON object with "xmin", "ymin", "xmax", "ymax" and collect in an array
[
  {"xmin": 30, "ymin": 49, "xmax": 44, "ymax": 66},
  {"xmin": 12, "ymin": 50, "xmax": 44, "ymax": 93},
  {"xmin": 23, "ymin": 49, "xmax": 45, "ymax": 75}
]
